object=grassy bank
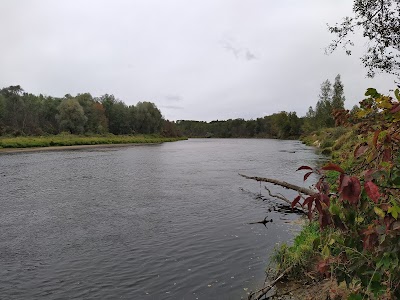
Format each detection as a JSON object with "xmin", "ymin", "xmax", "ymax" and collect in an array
[{"xmin": 0, "ymin": 134, "xmax": 187, "ymax": 149}]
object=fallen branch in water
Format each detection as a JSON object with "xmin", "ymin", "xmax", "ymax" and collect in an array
[
  {"xmin": 239, "ymin": 174, "xmax": 315, "ymax": 196},
  {"xmin": 248, "ymin": 266, "xmax": 293, "ymax": 300},
  {"xmin": 264, "ymin": 187, "xmax": 306, "ymax": 213}
]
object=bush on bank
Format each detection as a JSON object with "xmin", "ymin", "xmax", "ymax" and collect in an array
[{"xmin": 274, "ymin": 88, "xmax": 400, "ymax": 299}]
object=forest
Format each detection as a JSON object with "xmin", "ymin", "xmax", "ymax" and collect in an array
[
  {"xmin": 0, "ymin": 74, "xmax": 345, "ymax": 140},
  {"xmin": 0, "ymin": 85, "xmax": 181, "ymax": 138},
  {"xmin": 176, "ymin": 74, "xmax": 346, "ymax": 139}
]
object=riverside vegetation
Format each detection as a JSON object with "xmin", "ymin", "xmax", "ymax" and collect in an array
[
  {"xmin": 0, "ymin": 134, "xmax": 186, "ymax": 149},
  {"xmin": 265, "ymin": 87, "xmax": 400, "ymax": 299},
  {"xmin": 0, "ymin": 85, "xmax": 185, "ymax": 148}
]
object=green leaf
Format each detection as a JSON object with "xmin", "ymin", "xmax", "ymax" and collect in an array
[
  {"xmin": 395, "ymin": 89, "xmax": 400, "ymax": 101},
  {"xmin": 348, "ymin": 293, "xmax": 363, "ymax": 300},
  {"xmin": 365, "ymin": 88, "xmax": 378, "ymax": 97},
  {"xmin": 388, "ymin": 205, "xmax": 400, "ymax": 219},
  {"xmin": 322, "ymin": 245, "xmax": 330, "ymax": 258},
  {"xmin": 374, "ymin": 206, "xmax": 385, "ymax": 218},
  {"xmin": 330, "ymin": 203, "xmax": 341, "ymax": 215}
]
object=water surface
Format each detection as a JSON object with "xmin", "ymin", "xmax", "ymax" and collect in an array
[{"xmin": 0, "ymin": 139, "xmax": 322, "ymax": 299}]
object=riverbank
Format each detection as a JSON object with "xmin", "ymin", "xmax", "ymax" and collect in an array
[
  {"xmin": 247, "ymin": 127, "xmax": 357, "ymax": 300},
  {"xmin": 0, "ymin": 134, "xmax": 187, "ymax": 152},
  {"xmin": 0, "ymin": 142, "xmax": 170, "ymax": 154}
]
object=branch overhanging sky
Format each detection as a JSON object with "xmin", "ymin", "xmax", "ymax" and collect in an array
[{"xmin": 0, "ymin": 0, "xmax": 397, "ymax": 121}]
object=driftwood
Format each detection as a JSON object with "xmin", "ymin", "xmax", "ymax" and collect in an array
[
  {"xmin": 239, "ymin": 174, "xmax": 315, "ymax": 196},
  {"xmin": 248, "ymin": 216, "xmax": 273, "ymax": 227},
  {"xmin": 248, "ymin": 266, "xmax": 293, "ymax": 300}
]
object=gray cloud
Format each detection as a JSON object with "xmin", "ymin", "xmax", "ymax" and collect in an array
[
  {"xmin": 220, "ymin": 37, "xmax": 257, "ymax": 60},
  {"xmin": 0, "ymin": 0, "xmax": 397, "ymax": 122},
  {"xmin": 165, "ymin": 95, "xmax": 183, "ymax": 102},
  {"xmin": 245, "ymin": 50, "xmax": 257, "ymax": 61}
]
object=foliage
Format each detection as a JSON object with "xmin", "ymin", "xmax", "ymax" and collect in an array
[
  {"xmin": 0, "ymin": 86, "xmax": 178, "ymax": 137},
  {"xmin": 57, "ymin": 98, "xmax": 87, "ymax": 134},
  {"xmin": 176, "ymin": 111, "xmax": 302, "ymax": 139},
  {"xmin": 293, "ymin": 87, "xmax": 400, "ymax": 298},
  {"xmin": 327, "ymin": 0, "xmax": 400, "ymax": 77},
  {"xmin": 302, "ymin": 74, "xmax": 346, "ymax": 133}
]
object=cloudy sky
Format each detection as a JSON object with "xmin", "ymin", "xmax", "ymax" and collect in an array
[{"xmin": 0, "ymin": 0, "xmax": 397, "ymax": 121}]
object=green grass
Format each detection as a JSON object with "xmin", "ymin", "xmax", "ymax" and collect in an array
[
  {"xmin": 271, "ymin": 222, "xmax": 320, "ymax": 278},
  {"xmin": 0, "ymin": 134, "xmax": 187, "ymax": 149}
]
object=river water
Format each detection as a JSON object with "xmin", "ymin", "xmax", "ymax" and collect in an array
[{"xmin": 0, "ymin": 139, "xmax": 322, "ymax": 299}]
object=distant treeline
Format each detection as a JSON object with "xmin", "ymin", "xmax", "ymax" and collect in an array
[
  {"xmin": 0, "ymin": 85, "xmax": 181, "ymax": 137},
  {"xmin": 176, "ymin": 112, "xmax": 302, "ymax": 139},
  {"xmin": 176, "ymin": 74, "xmax": 347, "ymax": 139},
  {"xmin": 0, "ymin": 74, "xmax": 346, "ymax": 139}
]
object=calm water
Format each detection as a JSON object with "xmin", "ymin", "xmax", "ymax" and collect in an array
[{"xmin": 0, "ymin": 139, "xmax": 322, "ymax": 299}]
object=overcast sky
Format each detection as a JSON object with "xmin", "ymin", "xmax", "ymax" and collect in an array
[{"xmin": 0, "ymin": 0, "xmax": 397, "ymax": 121}]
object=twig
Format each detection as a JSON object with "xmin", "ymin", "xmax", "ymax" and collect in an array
[{"xmin": 248, "ymin": 266, "xmax": 293, "ymax": 300}]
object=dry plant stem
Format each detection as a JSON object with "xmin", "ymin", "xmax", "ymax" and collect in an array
[
  {"xmin": 239, "ymin": 174, "xmax": 316, "ymax": 196},
  {"xmin": 248, "ymin": 266, "xmax": 293, "ymax": 300}
]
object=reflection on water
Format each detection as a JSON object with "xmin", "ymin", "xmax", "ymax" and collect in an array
[{"xmin": 0, "ymin": 139, "xmax": 321, "ymax": 299}]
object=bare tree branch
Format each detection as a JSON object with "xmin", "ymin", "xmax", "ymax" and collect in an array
[{"xmin": 239, "ymin": 173, "xmax": 316, "ymax": 196}]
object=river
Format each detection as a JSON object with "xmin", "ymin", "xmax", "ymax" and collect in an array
[{"xmin": 0, "ymin": 139, "xmax": 322, "ymax": 299}]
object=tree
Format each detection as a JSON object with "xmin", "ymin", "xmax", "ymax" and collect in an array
[
  {"xmin": 327, "ymin": 0, "xmax": 400, "ymax": 77},
  {"xmin": 331, "ymin": 74, "xmax": 345, "ymax": 110},
  {"xmin": 315, "ymin": 80, "xmax": 334, "ymax": 128},
  {"xmin": 133, "ymin": 101, "xmax": 163, "ymax": 134},
  {"xmin": 57, "ymin": 98, "xmax": 87, "ymax": 134}
]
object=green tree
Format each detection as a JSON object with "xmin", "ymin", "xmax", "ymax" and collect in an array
[
  {"xmin": 57, "ymin": 98, "xmax": 87, "ymax": 134},
  {"xmin": 331, "ymin": 74, "xmax": 345, "ymax": 110},
  {"xmin": 39, "ymin": 96, "xmax": 62, "ymax": 134},
  {"xmin": 133, "ymin": 101, "xmax": 163, "ymax": 134},
  {"xmin": 315, "ymin": 80, "xmax": 334, "ymax": 128},
  {"xmin": 327, "ymin": 0, "xmax": 400, "ymax": 77},
  {"xmin": 0, "ymin": 85, "xmax": 24, "ymax": 132}
]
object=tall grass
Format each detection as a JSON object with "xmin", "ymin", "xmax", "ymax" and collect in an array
[
  {"xmin": 0, "ymin": 134, "xmax": 187, "ymax": 149},
  {"xmin": 271, "ymin": 222, "xmax": 320, "ymax": 278}
]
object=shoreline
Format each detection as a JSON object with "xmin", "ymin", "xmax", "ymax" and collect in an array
[{"xmin": 0, "ymin": 142, "xmax": 163, "ymax": 154}]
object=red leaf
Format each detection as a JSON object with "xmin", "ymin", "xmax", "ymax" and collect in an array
[
  {"xmin": 354, "ymin": 143, "xmax": 369, "ymax": 158},
  {"xmin": 317, "ymin": 260, "xmax": 330, "ymax": 275},
  {"xmin": 302, "ymin": 196, "xmax": 314, "ymax": 207},
  {"xmin": 315, "ymin": 199, "xmax": 323, "ymax": 214},
  {"xmin": 304, "ymin": 172, "xmax": 313, "ymax": 181},
  {"xmin": 339, "ymin": 175, "xmax": 361, "ymax": 205},
  {"xmin": 383, "ymin": 148, "xmax": 392, "ymax": 162},
  {"xmin": 373, "ymin": 130, "xmax": 380, "ymax": 148},
  {"xmin": 364, "ymin": 181, "xmax": 380, "ymax": 203},
  {"xmin": 297, "ymin": 166, "xmax": 313, "ymax": 171},
  {"xmin": 362, "ymin": 230, "xmax": 378, "ymax": 250},
  {"xmin": 390, "ymin": 103, "xmax": 400, "ymax": 113},
  {"xmin": 363, "ymin": 169, "xmax": 375, "ymax": 181},
  {"xmin": 291, "ymin": 195, "xmax": 301, "ymax": 209},
  {"xmin": 321, "ymin": 163, "xmax": 344, "ymax": 174},
  {"xmin": 319, "ymin": 210, "xmax": 331, "ymax": 228},
  {"xmin": 321, "ymin": 194, "xmax": 330, "ymax": 207}
]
